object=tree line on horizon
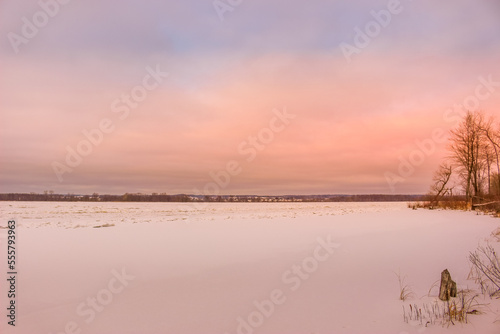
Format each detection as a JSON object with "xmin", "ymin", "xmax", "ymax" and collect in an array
[{"xmin": 0, "ymin": 192, "xmax": 424, "ymax": 203}]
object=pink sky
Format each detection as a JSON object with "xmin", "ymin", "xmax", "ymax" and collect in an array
[{"xmin": 1, "ymin": 0, "xmax": 500, "ymax": 195}]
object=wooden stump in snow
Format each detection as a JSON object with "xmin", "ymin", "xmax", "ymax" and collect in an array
[{"xmin": 438, "ymin": 269, "xmax": 457, "ymax": 301}]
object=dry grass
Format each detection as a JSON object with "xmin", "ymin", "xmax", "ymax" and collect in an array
[
  {"xmin": 402, "ymin": 290, "xmax": 485, "ymax": 328},
  {"xmin": 409, "ymin": 199, "xmax": 469, "ymax": 211},
  {"xmin": 395, "ymin": 271, "xmax": 415, "ymax": 301},
  {"xmin": 407, "ymin": 202, "xmax": 421, "ymax": 210},
  {"xmin": 444, "ymin": 290, "xmax": 482, "ymax": 325},
  {"xmin": 427, "ymin": 279, "xmax": 440, "ymax": 297},
  {"xmin": 412, "ymin": 197, "xmax": 500, "ymax": 217}
]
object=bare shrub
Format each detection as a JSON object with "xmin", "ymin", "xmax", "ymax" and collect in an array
[{"xmin": 469, "ymin": 244, "xmax": 500, "ymax": 298}]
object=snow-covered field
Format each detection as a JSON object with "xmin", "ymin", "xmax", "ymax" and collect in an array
[{"xmin": 1, "ymin": 201, "xmax": 499, "ymax": 334}]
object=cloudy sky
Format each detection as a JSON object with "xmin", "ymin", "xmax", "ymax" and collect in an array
[{"xmin": 1, "ymin": 0, "xmax": 499, "ymax": 195}]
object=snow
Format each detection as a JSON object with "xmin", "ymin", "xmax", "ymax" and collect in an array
[{"xmin": 0, "ymin": 201, "xmax": 499, "ymax": 333}]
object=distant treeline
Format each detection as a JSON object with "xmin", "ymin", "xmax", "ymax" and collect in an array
[{"xmin": 0, "ymin": 192, "xmax": 425, "ymax": 203}]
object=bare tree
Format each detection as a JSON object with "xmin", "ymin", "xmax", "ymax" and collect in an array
[
  {"xmin": 492, "ymin": 173, "xmax": 500, "ymax": 195},
  {"xmin": 429, "ymin": 163, "xmax": 453, "ymax": 206},
  {"xmin": 448, "ymin": 111, "xmax": 485, "ymax": 202},
  {"xmin": 479, "ymin": 116, "xmax": 500, "ymax": 195}
]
